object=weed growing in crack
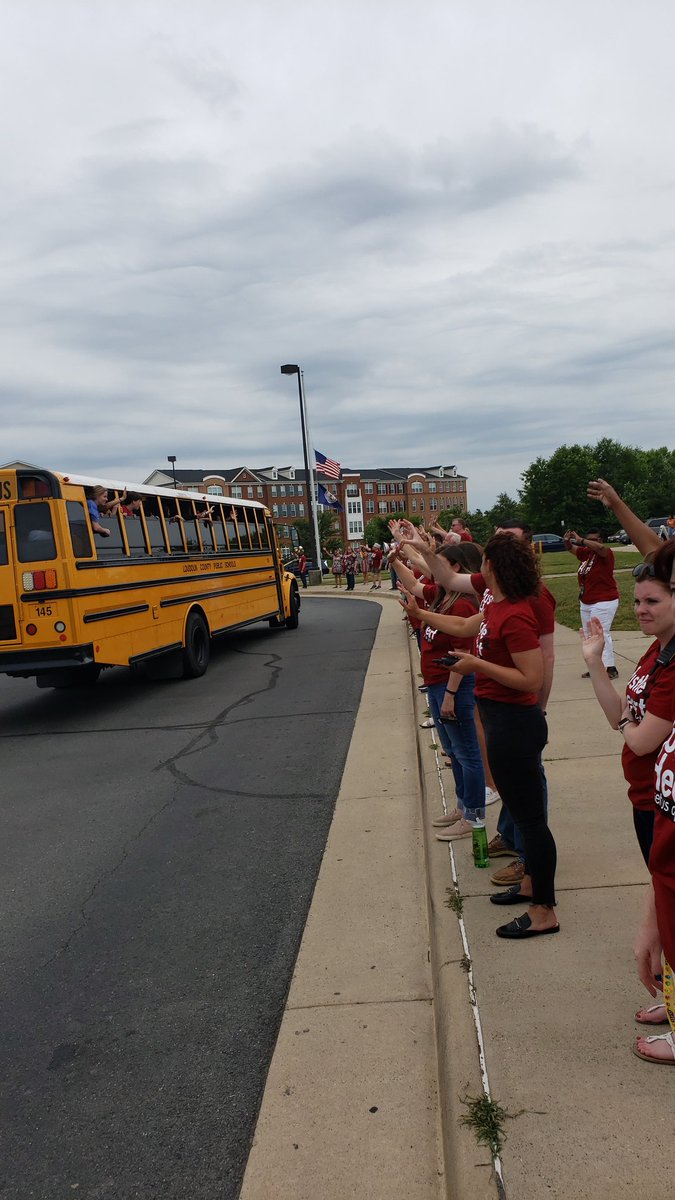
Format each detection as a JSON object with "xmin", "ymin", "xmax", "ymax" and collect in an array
[{"xmin": 444, "ymin": 886, "xmax": 463, "ymax": 916}]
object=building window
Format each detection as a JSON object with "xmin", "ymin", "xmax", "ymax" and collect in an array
[
  {"xmin": 346, "ymin": 484, "xmax": 359, "ymax": 496},
  {"xmin": 366, "ymin": 500, "xmax": 374, "ymax": 513},
  {"xmin": 419, "ymin": 500, "xmax": 425, "ymax": 511},
  {"xmin": 231, "ymin": 486, "xmax": 242, "ymax": 498},
  {"xmin": 298, "ymin": 504, "xmax": 305, "ymax": 516},
  {"xmin": 280, "ymin": 485, "xmax": 286, "ymax": 496},
  {"xmin": 378, "ymin": 501, "xmax": 387, "ymax": 513},
  {"xmin": 411, "ymin": 481, "xmax": 423, "ymax": 493},
  {"xmin": 290, "ymin": 504, "xmax": 297, "ymax": 516},
  {"xmin": 280, "ymin": 504, "xmax": 287, "ymax": 516},
  {"xmin": 272, "ymin": 505, "xmax": 279, "ymax": 517},
  {"xmin": 428, "ymin": 482, "xmax": 437, "ymax": 493},
  {"xmin": 365, "ymin": 483, "xmax": 374, "ymax": 494},
  {"xmin": 397, "ymin": 483, "xmax": 404, "ymax": 493},
  {"xmin": 206, "ymin": 485, "xmax": 223, "ymax": 495},
  {"xmin": 297, "ymin": 485, "xmax": 304, "ymax": 496},
  {"xmin": 388, "ymin": 483, "xmax": 396, "ymax": 494},
  {"xmin": 271, "ymin": 485, "xmax": 278, "ymax": 497},
  {"xmin": 377, "ymin": 483, "xmax": 386, "ymax": 494},
  {"xmin": 430, "ymin": 499, "xmax": 437, "ymax": 511},
  {"xmin": 411, "ymin": 499, "xmax": 417, "ymax": 512},
  {"xmin": 257, "ymin": 486, "xmax": 263, "ymax": 496}
]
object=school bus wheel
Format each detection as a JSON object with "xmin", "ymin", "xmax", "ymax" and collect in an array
[
  {"xmin": 284, "ymin": 585, "xmax": 300, "ymax": 630},
  {"xmin": 182, "ymin": 610, "xmax": 210, "ymax": 678}
]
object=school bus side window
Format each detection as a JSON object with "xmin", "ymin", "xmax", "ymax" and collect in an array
[
  {"xmin": 67, "ymin": 501, "xmax": 93, "ymax": 558},
  {"xmin": 15, "ymin": 503, "xmax": 57, "ymax": 562}
]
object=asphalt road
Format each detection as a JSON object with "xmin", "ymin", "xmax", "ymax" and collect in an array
[{"xmin": 0, "ymin": 597, "xmax": 379, "ymax": 1200}]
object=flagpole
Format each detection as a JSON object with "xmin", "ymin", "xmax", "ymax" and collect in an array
[{"xmin": 300, "ymin": 370, "xmax": 324, "ymax": 569}]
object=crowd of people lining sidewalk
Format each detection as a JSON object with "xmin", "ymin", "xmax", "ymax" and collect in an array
[{"xmin": 369, "ymin": 480, "xmax": 675, "ymax": 1067}]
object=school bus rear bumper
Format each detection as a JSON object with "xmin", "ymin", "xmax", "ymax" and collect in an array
[{"xmin": 0, "ymin": 644, "xmax": 96, "ymax": 676}]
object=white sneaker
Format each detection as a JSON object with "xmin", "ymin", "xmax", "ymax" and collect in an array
[
  {"xmin": 485, "ymin": 787, "xmax": 501, "ymax": 806},
  {"xmin": 419, "ymin": 717, "xmax": 435, "ymax": 728}
]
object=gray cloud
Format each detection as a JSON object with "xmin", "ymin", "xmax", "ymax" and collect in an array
[{"xmin": 1, "ymin": 2, "xmax": 674, "ymax": 508}]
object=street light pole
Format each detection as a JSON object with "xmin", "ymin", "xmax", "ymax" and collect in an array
[
  {"xmin": 167, "ymin": 455, "xmax": 177, "ymax": 488},
  {"xmin": 280, "ymin": 364, "xmax": 322, "ymax": 573}
]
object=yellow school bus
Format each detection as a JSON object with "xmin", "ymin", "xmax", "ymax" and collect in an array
[{"xmin": 0, "ymin": 465, "xmax": 300, "ymax": 687}]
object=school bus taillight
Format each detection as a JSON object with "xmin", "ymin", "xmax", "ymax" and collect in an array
[{"xmin": 22, "ymin": 569, "xmax": 57, "ymax": 591}]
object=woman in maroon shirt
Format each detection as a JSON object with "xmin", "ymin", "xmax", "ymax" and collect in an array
[
  {"xmin": 405, "ymin": 534, "xmax": 558, "ymax": 939},
  {"xmin": 631, "ymin": 540, "xmax": 675, "ymax": 1062},
  {"xmin": 581, "ymin": 544, "xmax": 675, "ymax": 1032},
  {"xmin": 564, "ymin": 526, "xmax": 620, "ymax": 678}
]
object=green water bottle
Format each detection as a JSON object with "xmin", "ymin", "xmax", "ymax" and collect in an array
[{"xmin": 472, "ymin": 820, "xmax": 489, "ymax": 868}]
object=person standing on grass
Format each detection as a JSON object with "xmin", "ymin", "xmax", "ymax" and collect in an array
[
  {"xmin": 563, "ymin": 527, "xmax": 620, "ymax": 679},
  {"xmin": 330, "ymin": 547, "xmax": 344, "ymax": 588},
  {"xmin": 370, "ymin": 543, "xmax": 383, "ymax": 590},
  {"xmin": 342, "ymin": 546, "xmax": 357, "ymax": 591}
]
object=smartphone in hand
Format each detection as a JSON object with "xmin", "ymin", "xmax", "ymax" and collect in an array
[{"xmin": 433, "ymin": 654, "xmax": 460, "ymax": 667}]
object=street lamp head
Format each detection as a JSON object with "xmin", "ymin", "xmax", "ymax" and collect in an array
[
  {"xmin": 167, "ymin": 455, "xmax": 177, "ymax": 464},
  {"xmin": 280, "ymin": 364, "xmax": 299, "ymax": 376}
]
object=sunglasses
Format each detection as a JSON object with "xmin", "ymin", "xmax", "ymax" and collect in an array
[{"xmin": 633, "ymin": 562, "xmax": 657, "ymax": 581}]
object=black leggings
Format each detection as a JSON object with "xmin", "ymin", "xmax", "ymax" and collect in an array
[
  {"xmin": 478, "ymin": 698, "xmax": 557, "ymax": 907},
  {"xmin": 633, "ymin": 807, "xmax": 655, "ymax": 869}
]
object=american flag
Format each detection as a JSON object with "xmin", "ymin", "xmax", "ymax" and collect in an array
[{"xmin": 315, "ymin": 449, "xmax": 341, "ymax": 479}]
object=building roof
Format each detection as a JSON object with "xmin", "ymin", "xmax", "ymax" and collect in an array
[{"xmin": 145, "ymin": 465, "xmax": 466, "ymax": 485}]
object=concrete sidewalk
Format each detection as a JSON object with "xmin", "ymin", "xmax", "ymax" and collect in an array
[{"xmin": 240, "ymin": 589, "xmax": 665, "ymax": 1200}]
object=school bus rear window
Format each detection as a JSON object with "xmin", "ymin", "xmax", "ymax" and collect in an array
[{"xmin": 15, "ymin": 503, "xmax": 57, "ymax": 563}]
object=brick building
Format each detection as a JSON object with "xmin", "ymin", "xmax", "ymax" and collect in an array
[{"xmin": 144, "ymin": 464, "xmax": 468, "ymax": 550}]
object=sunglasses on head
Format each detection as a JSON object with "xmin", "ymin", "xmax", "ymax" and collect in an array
[{"xmin": 633, "ymin": 562, "xmax": 657, "ymax": 581}]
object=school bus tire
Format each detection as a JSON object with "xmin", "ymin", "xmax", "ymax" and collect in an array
[
  {"xmin": 182, "ymin": 610, "xmax": 211, "ymax": 678},
  {"xmin": 284, "ymin": 585, "xmax": 300, "ymax": 630}
]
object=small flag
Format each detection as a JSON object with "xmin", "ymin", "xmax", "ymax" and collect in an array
[
  {"xmin": 315, "ymin": 450, "xmax": 341, "ymax": 480},
  {"xmin": 318, "ymin": 483, "xmax": 343, "ymax": 512}
]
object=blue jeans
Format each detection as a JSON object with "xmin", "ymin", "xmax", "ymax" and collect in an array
[
  {"xmin": 497, "ymin": 755, "xmax": 549, "ymax": 864},
  {"xmin": 427, "ymin": 677, "xmax": 485, "ymax": 822}
]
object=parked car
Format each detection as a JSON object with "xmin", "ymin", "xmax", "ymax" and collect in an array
[
  {"xmin": 608, "ymin": 529, "xmax": 630, "ymax": 544},
  {"xmin": 646, "ymin": 517, "xmax": 669, "ymax": 538},
  {"xmin": 532, "ymin": 533, "xmax": 566, "ymax": 553}
]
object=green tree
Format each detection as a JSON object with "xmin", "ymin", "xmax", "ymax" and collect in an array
[
  {"xmin": 291, "ymin": 510, "xmax": 340, "ymax": 559},
  {"xmin": 364, "ymin": 511, "xmax": 420, "ymax": 545},
  {"xmin": 519, "ymin": 439, "xmax": 675, "ymax": 534}
]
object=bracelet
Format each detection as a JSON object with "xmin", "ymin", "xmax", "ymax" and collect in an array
[
  {"xmin": 617, "ymin": 717, "xmax": 632, "ymax": 732},
  {"xmin": 445, "ymin": 688, "xmax": 458, "ymax": 696}
]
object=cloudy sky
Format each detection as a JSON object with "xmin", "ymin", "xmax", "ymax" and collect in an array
[{"xmin": 2, "ymin": 1, "xmax": 674, "ymax": 508}]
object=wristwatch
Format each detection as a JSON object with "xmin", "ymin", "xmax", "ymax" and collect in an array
[{"xmin": 617, "ymin": 717, "xmax": 632, "ymax": 732}]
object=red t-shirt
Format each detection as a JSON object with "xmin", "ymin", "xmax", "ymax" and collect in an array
[
  {"xmin": 650, "ymin": 723, "xmax": 675, "ymax": 968},
  {"xmin": 473, "ymin": 597, "xmax": 541, "ymax": 705},
  {"xmin": 469, "ymin": 574, "xmax": 556, "ymax": 635},
  {"xmin": 622, "ymin": 642, "xmax": 675, "ymax": 811},
  {"xmin": 573, "ymin": 547, "xmax": 619, "ymax": 604},
  {"xmin": 419, "ymin": 586, "xmax": 478, "ymax": 684},
  {"xmin": 371, "ymin": 549, "xmax": 383, "ymax": 569},
  {"xmin": 458, "ymin": 530, "xmax": 473, "ymax": 542}
]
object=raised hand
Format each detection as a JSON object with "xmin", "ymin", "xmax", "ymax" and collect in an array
[
  {"xmin": 587, "ymin": 478, "xmax": 620, "ymax": 508},
  {"xmin": 579, "ymin": 616, "xmax": 605, "ymax": 664}
]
